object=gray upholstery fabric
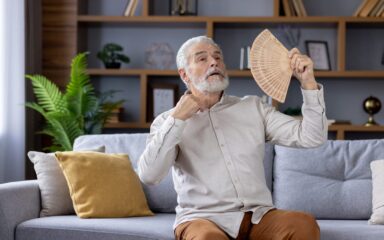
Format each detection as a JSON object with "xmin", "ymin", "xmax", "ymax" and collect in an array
[
  {"xmin": 274, "ymin": 139, "xmax": 384, "ymax": 219},
  {"xmin": 0, "ymin": 180, "xmax": 40, "ymax": 240},
  {"xmin": 16, "ymin": 214, "xmax": 175, "ymax": 240},
  {"xmin": 73, "ymin": 133, "xmax": 178, "ymax": 213},
  {"xmin": 318, "ymin": 220, "xmax": 384, "ymax": 240}
]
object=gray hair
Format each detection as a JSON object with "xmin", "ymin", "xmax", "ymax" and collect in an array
[{"xmin": 176, "ymin": 36, "xmax": 222, "ymax": 70}]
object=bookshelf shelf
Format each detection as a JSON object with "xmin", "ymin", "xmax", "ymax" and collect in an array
[
  {"xmin": 104, "ymin": 122, "xmax": 151, "ymax": 129},
  {"xmin": 77, "ymin": 15, "xmax": 384, "ymax": 24},
  {"xmin": 329, "ymin": 124, "xmax": 384, "ymax": 140},
  {"xmin": 87, "ymin": 69, "xmax": 384, "ymax": 78}
]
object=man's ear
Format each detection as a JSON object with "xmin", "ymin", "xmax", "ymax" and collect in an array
[{"xmin": 178, "ymin": 68, "xmax": 190, "ymax": 84}]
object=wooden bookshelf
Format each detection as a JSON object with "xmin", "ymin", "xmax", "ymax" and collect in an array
[
  {"xmin": 87, "ymin": 69, "xmax": 384, "ymax": 79},
  {"xmin": 329, "ymin": 125, "xmax": 384, "ymax": 140},
  {"xmin": 104, "ymin": 122, "xmax": 151, "ymax": 129},
  {"xmin": 67, "ymin": 0, "xmax": 384, "ymax": 138},
  {"xmin": 77, "ymin": 15, "xmax": 384, "ymax": 24}
]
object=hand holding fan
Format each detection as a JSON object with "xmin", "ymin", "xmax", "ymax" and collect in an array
[{"xmin": 249, "ymin": 29, "xmax": 293, "ymax": 103}]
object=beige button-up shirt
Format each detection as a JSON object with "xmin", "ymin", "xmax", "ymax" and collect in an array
[{"xmin": 138, "ymin": 86, "xmax": 327, "ymax": 238}]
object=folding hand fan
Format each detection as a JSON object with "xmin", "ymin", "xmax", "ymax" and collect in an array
[{"xmin": 249, "ymin": 29, "xmax": 293, "ymax": 103}]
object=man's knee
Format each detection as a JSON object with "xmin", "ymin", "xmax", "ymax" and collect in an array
[{"xmin": 285, "ymin": 211, "xmax": 320, "ymax": 240}]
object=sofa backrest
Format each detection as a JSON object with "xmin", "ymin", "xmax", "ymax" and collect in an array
[
  {"xmin": 74, "ymin": 134, "xmax": 275, "ymax": 213},
  {"xmin": 273, "ymin": 139, "xmax": 384, "ymax": 219}
]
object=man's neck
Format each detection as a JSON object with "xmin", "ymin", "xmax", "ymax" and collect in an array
[{"xmin": 191, "ymin": 89, "xmax": 223, "ymax": 110}]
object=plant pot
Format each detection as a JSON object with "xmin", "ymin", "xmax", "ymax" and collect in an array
[{"xmin": 104, "ymin": 62, "xmax": 121, "ymax": 69}]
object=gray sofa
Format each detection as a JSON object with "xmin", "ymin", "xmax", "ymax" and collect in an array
[{"xmin": 1, "ymin": 133, "xmax": 384, "ymax": 240}]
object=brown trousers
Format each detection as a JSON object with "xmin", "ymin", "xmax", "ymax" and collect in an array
[{"xmin": 174, "ymin": 209, "xmax": 320, "ymax": 240}]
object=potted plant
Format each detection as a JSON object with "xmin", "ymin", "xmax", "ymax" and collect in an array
[
  {"xmin": 26, "ymin": 52, "xmax": 124, "ymax": 151},
  {"xmin": 97, "ymin": 43, "xmax": 130, "ymax": 69}
]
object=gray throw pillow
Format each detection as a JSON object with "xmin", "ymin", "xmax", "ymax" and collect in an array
[{"xmin": 28, "ymin": 146, "xmax": 105, "ymax": 217}]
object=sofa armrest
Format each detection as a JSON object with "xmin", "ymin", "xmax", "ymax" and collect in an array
[{"xmin": 0, "ymin": 180, "xmax": 40, "ymax": 240}]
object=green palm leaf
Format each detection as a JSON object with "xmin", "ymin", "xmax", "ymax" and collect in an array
[
  {"xmin": 65, "ymin": 52, "xmax": 98, "ymax": 118},
  {"xmin": 26, "ymin": 75, "xmax": 67, "ymax": 113},
  {"xmin": 44, "ymin": 112, "xmax": 84, "ymax": 151}
]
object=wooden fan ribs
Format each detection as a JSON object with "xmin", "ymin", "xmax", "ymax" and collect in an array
[{"xmin": 249, "ymin": 29, "xmax": 293, "ymax": 103}]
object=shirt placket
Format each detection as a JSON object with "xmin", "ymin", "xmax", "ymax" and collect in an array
[{"xmin": 209, "ymin": 110, "xmax": 246, "ymax": 207}]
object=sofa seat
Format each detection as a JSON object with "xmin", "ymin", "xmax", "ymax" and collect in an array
[
  {"xmin": 318, "ymin": 220, "xmax": 384, "ymax": 240},
  {"xmin": 16, "ymin": 214, "xmax": 175, "ymax": 240},
  {"xmin": 16, "ymin": 215, "xmax": 384, "ymax": 240}
]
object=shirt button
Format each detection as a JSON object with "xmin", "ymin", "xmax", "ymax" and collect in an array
[
  {"xmin": 220, "ymin": 143, "xmax": 224, "ymax": 147},
  {"xmin": 227, "ymin": 161, "xmax": 231, "ymax": 165}
]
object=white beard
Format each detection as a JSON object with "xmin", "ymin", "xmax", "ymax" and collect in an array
[{"xmin": 188, "ymin": 69, "xmax": 229, "ymax": 93}]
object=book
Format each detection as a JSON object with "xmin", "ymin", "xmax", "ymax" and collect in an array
[
  {"xmin": 354, "ymin": 0, "xmax": 371, "ymax": 16},
  {"xmin": 292, "ymin": 0, "xmax": 302, "ymax": 16},
  {"xmin": 130, "ymin": 0, "xmax": 139, "ymax": 16},
  {"xmin": 332, "ymin": 120, "xmax": 352, "ymax": 125},
  {"xmin": 124, "ymin": 0, "xmax": 136, "ymax": 16},
  {"xmin": 369, "ymin": 0, "xmax": 384, "ymax": 16},
  {"xmin": 359, "ymin": 0, "xmax": 380, "ymax": 17},
  {"xmin": 298, "ymin": 0, "xmax": 308, "ymax": 16},
  {"xmin": 289, "ymin": 0, "xmax": 296, "ymax": 16},
  {"xmin": 377, "ymin": 0, "xmax": 384, "ymax": 16},
  {"xmin": 282, "ymin": 0, "xmax": 292, "ymax": 16}
]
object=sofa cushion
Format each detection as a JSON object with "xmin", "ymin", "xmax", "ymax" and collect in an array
[
  {"xmin": 317, "ymin": 220, "xmax": 384, "ymax": 240},
  {"xmin": 73, "ymin": 134, "xmax": 178, "ymax": 213},
  {"xmin": 16, "ymin": 214, "xmax": 175, "ymax": 240},
  {"xmin": 27, "ymin": 146, "xmax": 105, "ymax": 217},
  {"xmin": 55, "ymin": 152, "xmax": 153, "ymax": 218},
  {"xmin": 369, "ymin": 159, "xmax": 384, "ymax": 224},
  {"xmin": 273, "ymin": 139, "xmax": 384, "ymax": 219}
]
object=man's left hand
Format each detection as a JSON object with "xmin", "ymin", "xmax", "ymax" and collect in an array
[{"xmin": 288, "ymin": 48, "xmax": 318, "ymax": 90}]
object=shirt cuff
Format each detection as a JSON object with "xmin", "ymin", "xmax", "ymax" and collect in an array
[{"xmin": 301, "ymin": 83, "xmax": 325, "ymax": 107}]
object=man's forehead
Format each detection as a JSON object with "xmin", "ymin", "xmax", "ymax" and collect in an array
[{"xmin": 190, "ymin": 43, "xmax": 221, "ymax": 56}]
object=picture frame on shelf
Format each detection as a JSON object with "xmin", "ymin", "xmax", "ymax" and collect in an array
[
  {"xmin": 305, "ymin": 41, "xmax": 331, "ymax": 71},
  {"xmin": 147, "ymin": 83, "xmax": 179, "ymax": 121}
]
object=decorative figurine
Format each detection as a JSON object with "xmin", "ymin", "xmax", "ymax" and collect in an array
[{"xmin": 363, "ymin": 96, "xmax": 381, "ymax": 126}]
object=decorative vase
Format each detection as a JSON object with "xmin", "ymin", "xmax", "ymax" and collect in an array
[{"xmin": 105, "ymin": 62, "xmax": 121, "ymax": 69}]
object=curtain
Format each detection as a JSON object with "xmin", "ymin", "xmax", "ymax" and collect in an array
[{"xmin": 0, "ymin": 0, "xmax": 25, "ymax": 183}]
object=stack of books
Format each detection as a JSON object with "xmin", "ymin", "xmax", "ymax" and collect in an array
[
  {"xmin": 282, "ymin": 0, "xmax": 308, "ymax": 17},
  {"xmin": 354, "ymin": 0, "xmax": 384, "ymax": 17},
  {"xmin": 123, "ymin": 0, "xmax": 139, "ymax": 16}
]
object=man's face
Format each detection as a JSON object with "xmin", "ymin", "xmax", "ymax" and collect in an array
[{"xmin": 184, "ymin": 42, "xmax": 229, "ymax": 93}]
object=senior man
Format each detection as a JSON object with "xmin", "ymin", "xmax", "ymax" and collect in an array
[{"xmin": 138, "ymin": 36, "xmax": 327, "ymax": 240}]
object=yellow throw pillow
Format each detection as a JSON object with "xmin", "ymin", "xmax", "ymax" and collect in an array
[{"xmin": 55, "ymin": 151, "xmax": 153, "ymax": 218}]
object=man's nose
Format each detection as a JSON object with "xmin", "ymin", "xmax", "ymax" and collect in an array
[{"xmin": 209, "ymin": 56, "xmax": 218, "ymax": 67}]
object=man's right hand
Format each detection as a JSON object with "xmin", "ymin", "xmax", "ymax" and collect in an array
[{"xmin": 171, "ymin": 94, "xmax": 201, "ymax": 121}]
